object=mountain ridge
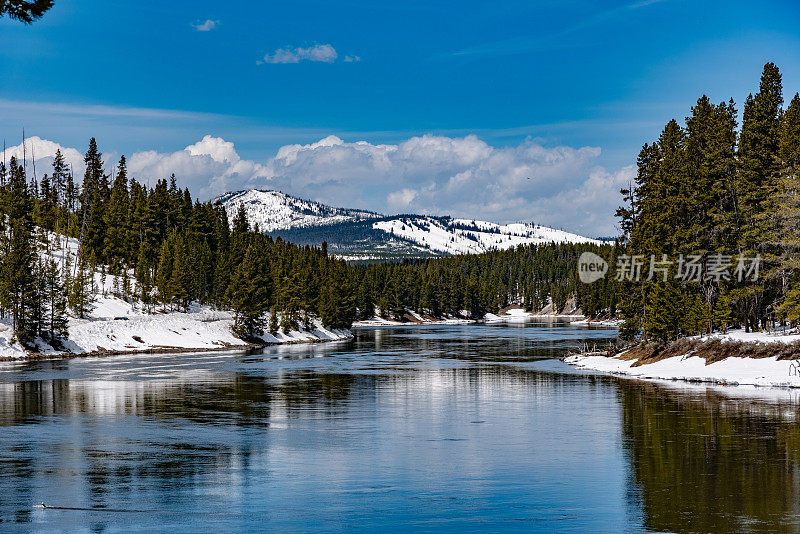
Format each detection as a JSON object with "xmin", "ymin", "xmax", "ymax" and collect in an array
[{"xmin": 214, "ymin": 189, "xmax": 602, "ymax": 260}]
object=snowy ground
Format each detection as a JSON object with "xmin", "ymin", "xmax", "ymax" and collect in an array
[
  {"xmin": 569, "ymin": 318, "xmax": 624, "ymax": 327},
  {"xmin": 0, "ymin": 231, "xmax": 351, "ymax": 359},
  {"xmin": 2, "ymin": 307, "xmax": 351, "ymax": 359},
  {"xmin": 353, "ymin": 309, "xmax": 474, "ymax": 327},
  {"xmin": 566, "ymin": 329, "xmax": 800, "ymax": 388},
  {"xmin": 484, "ymin": 308, "xmax": 585, "ymax": 322},
  {"xmin": 373, "ymin": 216, "xmax": 600, "ymax": 255},
  {"xmin": 353, "ymin": 307, "xmax": 589, "ymax": 327}
]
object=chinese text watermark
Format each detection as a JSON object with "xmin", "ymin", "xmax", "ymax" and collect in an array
[{"xmin": 578, "ymin": 252, "xmax": 761, "ymax": 283}]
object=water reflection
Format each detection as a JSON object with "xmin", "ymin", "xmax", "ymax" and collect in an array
[
  {"xmin": 7, "ymin": 322, "xmax": 800, "ymax": 531},
  {"xmin": 620, "ymin": 380, "xmax": 800, "ymax": 533},
  {"xmin": 0, "ymin": 323, "xmax": 632, "ymax": 531}
]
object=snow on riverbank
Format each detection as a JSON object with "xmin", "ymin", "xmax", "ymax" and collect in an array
[
  {"xmin": 565, "ymin": 353, "xmax": 800, "ymax": 388},
  {"xmin": 701, "ymin": 329, "xmax": 800, "ymax": 344},
  {"xmin": 566, "ymin": 329, "xmax": 800, "ymax": 388},
  {"xmin": 1, "ymin": 308, "xmax": 352, "ymax": 359},
  {"xmin": 484, "ymin": 308, "xmax": 585, "ymax": 322},
  {"xmin": 0, "ymin": 231, "xmax": 351, "ymax": 360},
  {"xmin": 353, "ymin": 309, "xmax": 473, "ymax": 327},
  {"xmin": 354, "ymin": 307, "xmax": 597, "ymax": 327}
]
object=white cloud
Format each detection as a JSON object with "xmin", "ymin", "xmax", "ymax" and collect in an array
[
  {"xmin": 258, "ymin": 44, "xmax": 339, "ymax": 64},
  {"xmin": 193, "ymin": 19, "xmax": 218, "ymax": 31},
  {"xmin": 1, "ymin": 134, "xmax": 628, "ymax": 235},
  {"xmin": 1, "ymin": 135, "xmax": 268, "ymax": 200},
  {"xmin": 260, "ymin": 134, "xmax": 622, "ymax": 235},
  {"xmin": 343, "ymin": 55, "xmax": 361, "ymax": 62},
  {"xmin": 387, "ymin": 188, "xmax": 418, "ymax": 210},
  {"xmin": 1, "ymin": 136, "xmax": 84, "ymax": 175},
  {"xmin": 127, "ymin": 135, "xmax": 269, "ymax": 198}
]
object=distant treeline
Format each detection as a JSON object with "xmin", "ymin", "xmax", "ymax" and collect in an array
[{"xmin": 350, "ymin": 243, "xmax": 617, "ymax": 321}]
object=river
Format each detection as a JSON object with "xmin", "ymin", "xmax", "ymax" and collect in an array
[{"xmin": 1, "ymin": 321, "xmax": 799, "ymax": 532}]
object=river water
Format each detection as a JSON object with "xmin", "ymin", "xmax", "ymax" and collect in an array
[{"xmin": 1, "ymin": 321, "xmax": 800, "ymax": 532}]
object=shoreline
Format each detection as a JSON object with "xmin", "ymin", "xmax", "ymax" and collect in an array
[
  {"xmin": 353, "ymin": 312, "xmax": 593, "ymax": 328},
  {"xmin": 0, "ymin": 309, "xmax": 354, "ymax": 362},
  {"xmin": 3, "ymin": 332, "xmax": 355, "ymax": 363},
  {"xmin": 565, "ymin": 332, "xmax": 800, "ymax": 389}
]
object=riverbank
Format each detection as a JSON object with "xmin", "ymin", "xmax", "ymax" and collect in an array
[
  {"xmin": 566, "ymin": 330, "xmax": 800, "ymax": 388},
  {"xmin": 352, "ymin": 306, "xmax": 590, "ymax": 327},
  {"xmin": 352, "ymin": 308, "xmax": 476, "ymax": 327},
  {"xmin": 0, "ymin": 308, "xmax": 352, "ymax": 361}
]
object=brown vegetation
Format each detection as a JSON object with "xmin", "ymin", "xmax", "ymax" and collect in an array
[{"xmin": 616, "ymin": 337, "xmax": 800, "ymax": 367}]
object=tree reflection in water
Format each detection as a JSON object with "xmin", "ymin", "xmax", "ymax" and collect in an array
[{"xmin": 620, "ymin": 380, "xmax": 800, "ymax": 533}]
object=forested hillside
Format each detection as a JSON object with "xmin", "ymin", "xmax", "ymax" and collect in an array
[
  {"xmin": 616, "ymin": 62, "xmax": 800, "ymax": 342},
  {"xmin": 0, "ymin": 140, "xmax": 356, "ymax": 347}
]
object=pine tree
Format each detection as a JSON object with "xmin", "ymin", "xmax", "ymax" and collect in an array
[
  {"xmin": 643, "ymin": 282, "xmax": 681, "ymax": 343},
  {"xmin": 268, "ymin": 308, "xmax": 279, "ymax": 336},
  {"xmin": 79, "ymin": 138, "xmax": 111, "ymax": 263},
  {"xmin": 1, "ymin": 1, "xmax": 54, "ymax": 23},
  {"xmin": 69, "ymin": 258, "xmax": 95, "ymax": 319},
  {"xmin": 134, "ymin": 245, "xmax": 153, "ymax": 311},
  {"xmin": 769, "ymin": 94, "xmax": 800, "ymax": 312},
  {"xmin": 738, "ymin": 63, "xmax": 783, "ymax": 251},
  {"xmin": 280, "ymin": 312, "xmax": 294, "ymax": 335},
  {"xmin": 682, "ymin": 293, "xmax": 709, "ymax": 336},
  {"xmin": 712, "ymin": 292, "xmax": 733, "ymax": 333},
  {"xmin": 0, "ymin": 158, "xmax": 38, "ymax": 343},
  {"xmin": 42, "ymin": 258, "xmax": 68, "ymax": 343},
  {"xmin": 170, "ymin": 233, "xmax": 194, "ymax": 311},
  {"xmin": 103, "ymin": 156, "xmax": 130, "ymax": 271},
  {"xmin": 228, "ymin": 242, "xmax": 272, "ymax": 338},
  {"xmin": 155, "ymin": 237, "xmax": 175, "ymax": 308},
  {"xmin": 26, "ymin": 259, "xmax": 46, "ymax": 341},
  {"xmin": 631, "ymin": 120, "xmax": 687, "ymax": 256}
]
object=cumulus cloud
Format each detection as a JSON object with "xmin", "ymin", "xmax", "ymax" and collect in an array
[
  {"xmin": 258, "ymin": 44, "xmax": 339, "ymax": 64},
  {"xmin": 1, "ymin": 136, "xmax": 84, "ymax": 175},
  {"xmin": 128, "ymin": 135, "xmax": 269, "ymax": 198},
  {"xmin": 1, "ymin": 135, "xmax": 268, "ymax": 200},
  {"xmin": 193, "ymin": 19, "xmax": 218, "ymax": 31},
  {"xmin": 387, "ymin": 188, "xmax": 418, "ymax": 210},
  {"xmin": 1, "ymin": 134, "xmax": 628, "ymax": 236},
  {"xmin": 259, "ymin": 134, "xmax": 620, "ymax": 234}
]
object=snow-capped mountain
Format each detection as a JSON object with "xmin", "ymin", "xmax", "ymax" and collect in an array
[
  {"xmin": 374, "ymin": 217, "xmax": 601, "ymax": 255},
  {"xmin": 215, "ymin": 189, "xmax": 602, "ymax": 259},
  {"xmin": 214, "ymin": 189, "xmax": 381, "ymax": 232}
]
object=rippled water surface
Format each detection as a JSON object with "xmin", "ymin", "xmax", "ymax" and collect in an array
[{"xmin": 2, "ymin": 321, "xmax": 800, "ymax": 532}]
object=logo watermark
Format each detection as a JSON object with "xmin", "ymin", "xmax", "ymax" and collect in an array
[
  {"xmin": 577, "ymin": 252, "xmax": 761, "ymax": 283},
  {"xmin": 578, "ymin": 252, "xmax": 609, "ymax": 283}
]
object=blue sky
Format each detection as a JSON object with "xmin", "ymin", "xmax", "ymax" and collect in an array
[{"xmin": 2, "ymin": 0, "xmax": 800, "ymax": 235}]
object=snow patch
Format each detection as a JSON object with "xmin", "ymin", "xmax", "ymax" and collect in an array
[
  {"xmin": 566, "ymin": 330, "xmax": 800, "ymax": 389},
  {"xmin": 215, "ymin": 189, "xmax": 380, "ymax": 232},
  {"xmin": 374, "ymin": 216, "xmax": 600, "ymax": 255}
]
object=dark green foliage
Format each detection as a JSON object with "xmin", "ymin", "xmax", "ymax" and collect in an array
[
  {"xmin": 42, "ymin": 258, "xmax": 68, "ymax": 343},
  {"xmin": 0, "ymin": 0, "xmax": 54, "ymax": 23},
  {"xmin": 68, "ymin": 258, "xmax": 94, "ymax": 319},
  {"xmin": 643, "ymin": 282, "xmax": 681, "ymax": 343},
  {"xmin": 229, "ymin": 242, "xmax": 273, "ymax": 338},
  {"xmin": 0, "ymin": 158, "xmax": 38, "ymax": 343},
  {"xmin": 619, "ymin": 62, "xmax": 800, "ymax": 337},
  {"xmin": 351, "ymin": 242, "xmax": 618, "ymax": 323},
  {"xmin": 103, "ymin": 156, "xmax": 130, "ymax": 271}
]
